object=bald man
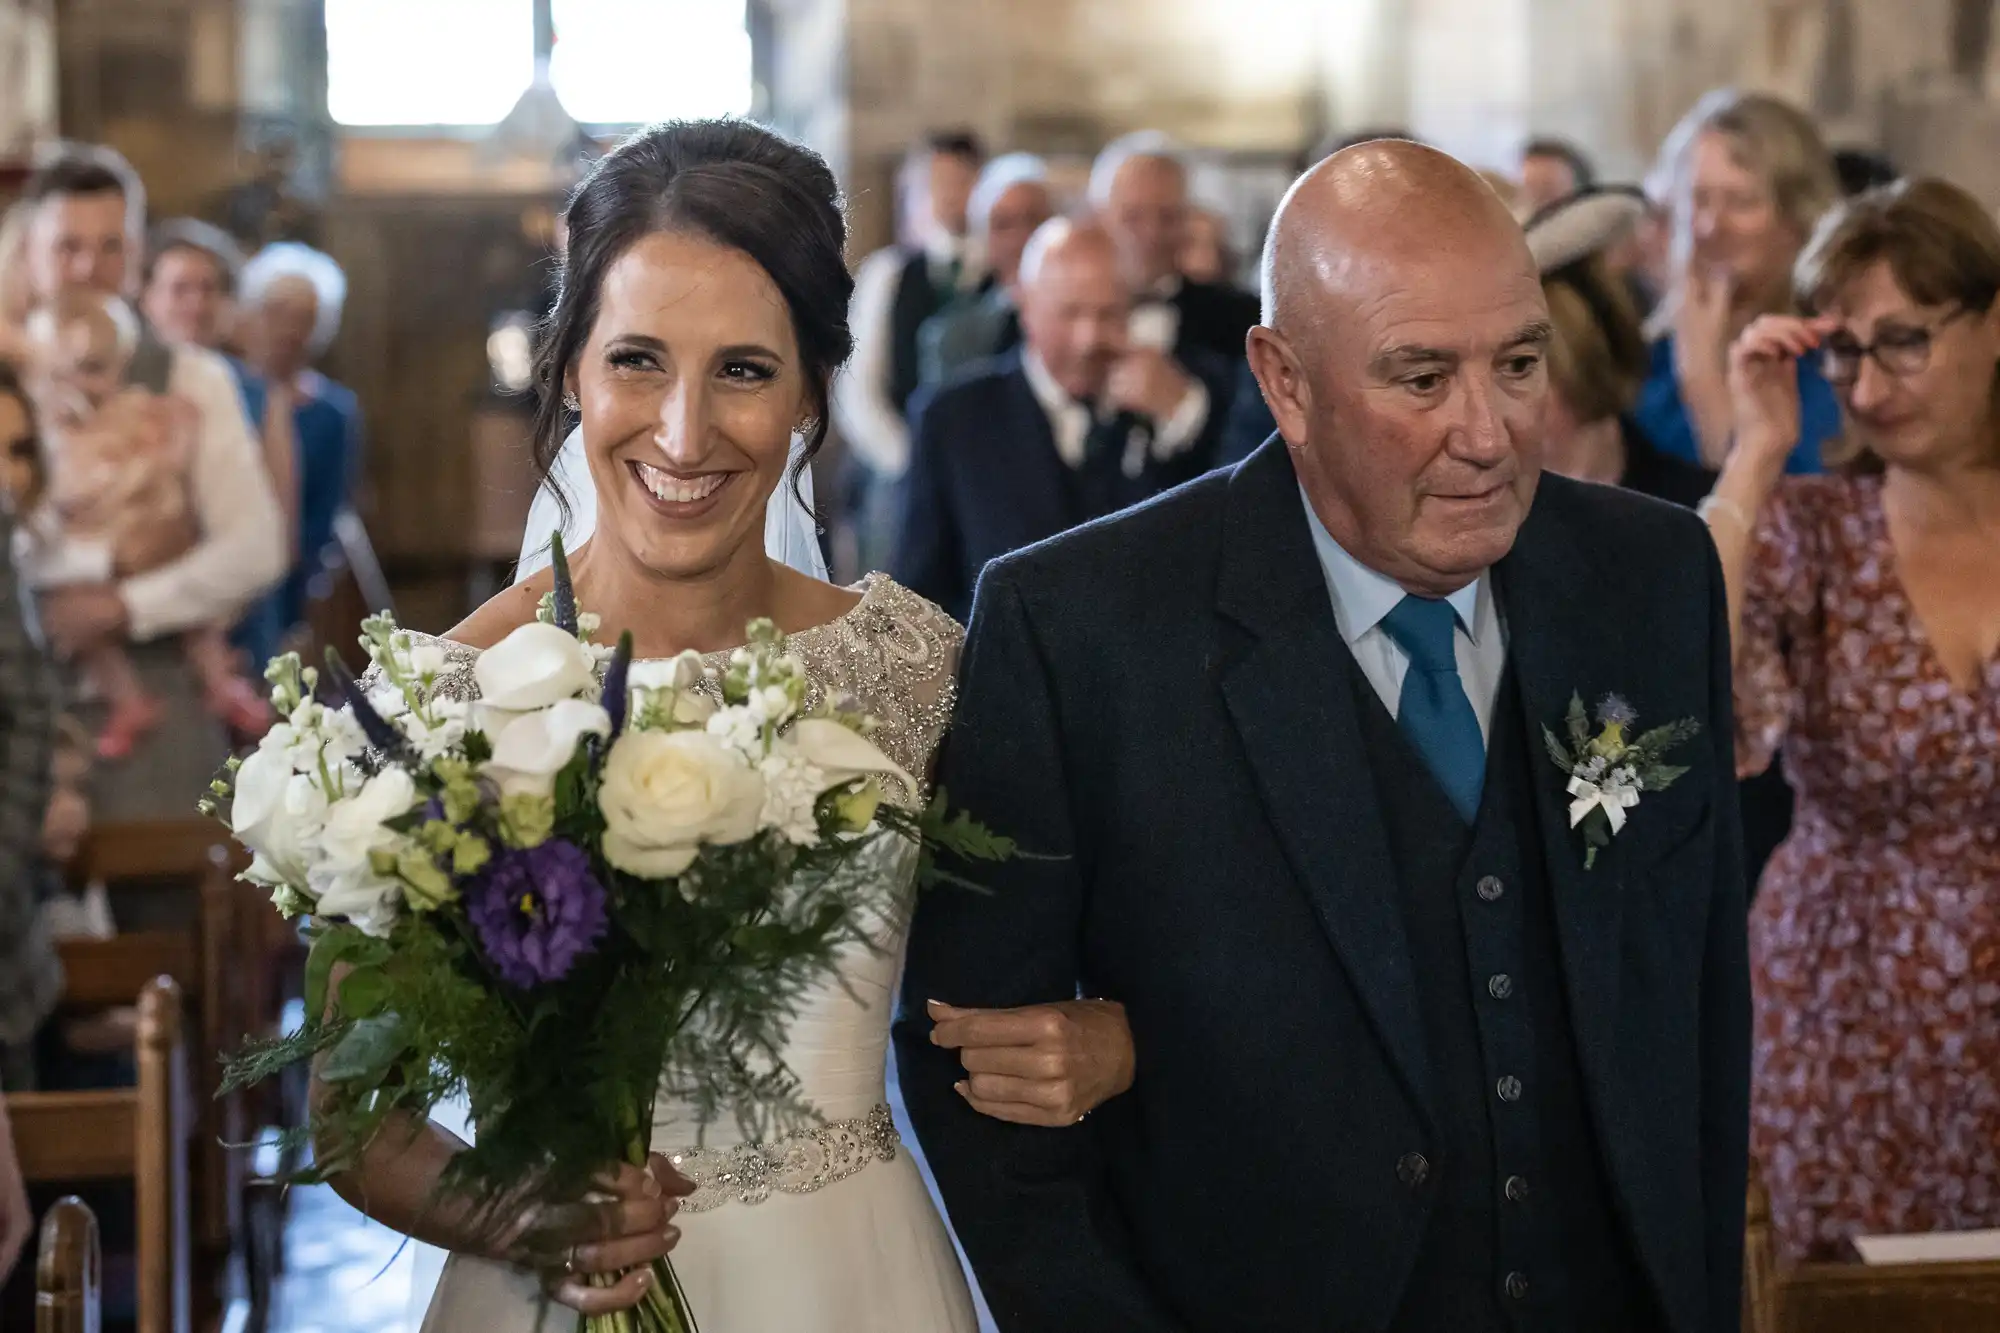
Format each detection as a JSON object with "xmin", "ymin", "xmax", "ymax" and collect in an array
[
  {"xmin": 899, "ymin": 142, "xmax": 1748, "ymax": 1333},
  {"xmin": 891, "ymin": 217, "xmax": 1229, "ymax": 621}
]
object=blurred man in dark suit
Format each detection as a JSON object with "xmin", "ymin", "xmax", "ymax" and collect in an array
[
  {"xmin": 919, "ymin": 153, "xmax": 1056, "ymax": 387},
  {"xmin": 893, "ymin": 218, "xmax": 1228, "ymax": 621}
]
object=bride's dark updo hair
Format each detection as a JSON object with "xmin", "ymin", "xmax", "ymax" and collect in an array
[{"xmin": 532, "ymin": 119, "xmax": 853, "ymax": 518}]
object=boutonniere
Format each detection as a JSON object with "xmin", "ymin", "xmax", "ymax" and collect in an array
[{"xmin": 1542, "ymin": 694, "xmax": 1700, "ymax": 869}]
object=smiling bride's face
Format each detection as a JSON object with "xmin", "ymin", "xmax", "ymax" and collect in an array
[{"xmin": 570, "ymin": 229, "xmax": 810, "ymax": 580}]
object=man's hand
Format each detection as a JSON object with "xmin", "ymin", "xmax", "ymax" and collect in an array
[
  {"xmin": 1105, "ymin": 349, "xmax": 1195, "ymax": 422},
  {"xmin": 928, "ymin": 998, "xmax": 1136, "ymax": 1127},
  {"xmin": 37, "ymin": 583, "xmax": 130, "ymax": 657}
]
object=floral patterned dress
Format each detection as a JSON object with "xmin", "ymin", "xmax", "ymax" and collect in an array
[{"xmin": 1737, "ymin": 473, "xmax": 2000, "ymax": 1261}]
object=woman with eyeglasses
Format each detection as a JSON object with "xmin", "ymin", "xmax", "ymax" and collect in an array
[{"xmin": 1705, "ymin": 177, "xmax": 2000, "ymax": 1262}]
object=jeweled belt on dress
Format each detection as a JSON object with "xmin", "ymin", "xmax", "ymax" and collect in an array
[{"xmin": 666, "ymin": 1103, "xmax": 900, "ymax": 1212}]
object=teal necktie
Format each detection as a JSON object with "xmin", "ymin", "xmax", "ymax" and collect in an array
[{"xmin": 1379, "ymin": 595, "xmax": 1486, "ymax": 822}]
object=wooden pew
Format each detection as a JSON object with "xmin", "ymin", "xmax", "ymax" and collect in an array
[
  {"xmin": 34, "ymin": 1197, "xmax": 100, "ymax": 1333},
  {"xmin": 9, "ymin": 977, "xmax": 190, "ymax": 1333},
  {"xmin": 1746, "ymin": 1170, "xmax": 2000, "ymax": 1331},
  {"xmin": 62, "ymin": 823, "xmax": 259, "ymax": 1330}
]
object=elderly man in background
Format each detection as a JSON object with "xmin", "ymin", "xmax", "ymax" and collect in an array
[
  {"xmin": 235, "ymin": 241, "xmax": 362, "ymax": 659},
  {"xmin": 17, "ymin": 147, "xmax": 284, "ymax": 819},
  {"xmin": 831, "ymin": 130, "xmax": 985, "ymax": 574},
  {"xmin": 919, "ymin": 152, "xmax": 1056, "ymax": 386},
  {"xmin": 892, "ymin": 217, "xmax": 1228, "ymax": 621}
]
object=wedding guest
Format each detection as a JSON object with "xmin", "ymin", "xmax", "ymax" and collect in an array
[
  {"xmin": 1706, "ymin": 176, "xmax": 2000, "ymax": 1260},
  {"xmin": 832, "ymin": 130, "xmax": 984, "ymax": 574},
  {"xmin": 0, "ymin": 364, "xmax": 59, "ymax": 1098},
  {"xmin": 1520, "ymin": 136, "xmax": 1595, "ymax": 214},
  {"xmin": 17, "ymin": 291, "xmax": 270, "ymax": 755},
  {"xmin": 1529, "ymin": 188, "xmax": 1795, "ymax": 892},
  {"xmin": 237, "ymin": 241, "xmax": 362, "ymax": 653},
  {"xmin": 918, "ymin": 152, "xmax": 1054, "ymax": 387},
  {"xmin": 1091, "ymin": 132, "xmax": 1258, "ymax": 369},
  {"xmin": 894, "ymin": 218, "xmax": 1229, "ymax": 621},
  {"xmin": 1177, "ymin": 207, "xmax": 1235, "ymax": 287},
  {"xmin": 1832, "ymin": 147, "xmax": 1896, "ymax": 198},
  {"xmin": 1639, "ymin": 90, "xmax": 1841, "ymax": 472},
  {"xmin": 17, "ymin": 147, "xmax": 284, "ymax": 821}
]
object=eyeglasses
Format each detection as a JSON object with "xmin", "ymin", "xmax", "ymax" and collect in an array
[{"xmin": 1820, "ymin": 308, "xmax": 1974, "ymax": 386}]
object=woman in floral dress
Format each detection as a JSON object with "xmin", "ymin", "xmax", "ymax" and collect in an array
[{"xmin": 1704, "ymin": 177, "xmax": 2000, "ymax": 1260}]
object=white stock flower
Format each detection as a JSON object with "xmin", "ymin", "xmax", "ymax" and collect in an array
[
  {"xmin": 400, "ymin": 698, "xmax": 469, "ymax": 761},
  {"xmin": 482, "ymin": 698, "xmax": 610, "ymax": 797},
  {"xmin": 786, "ymin": 718, "xmax": 914, "ymax": 801},
  {"xmin": 474, "ymin": 621, "xmax": 597, "ymax": 711},
  {"xmin": 319, "ymin": 708, "xmax": 370, "ymax": 767},
  {"xmin": 408, "ymin": 643, "xmax": 449, "ymax": 681},
  {"xmin": 598, "ymin": 729, "xmax": 765, "ymax": 878},
  {"xmin": 367, "ymin": 684, "xmax": 411, "ymax": 721},
  {"xmin": 705, "ymin": 702, "xmax": 765, "ymax": 758},
  {"xmin": 309, "ymin": 768, "xmax": 423, "ymax": 937},
  {"xmin": 758, "ymin": 751, "xmax": 826, "ymax": 845}
]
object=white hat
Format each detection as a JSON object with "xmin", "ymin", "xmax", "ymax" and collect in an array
[{"xmin": 1524, "ymin": 188, "xmax": 1648, "ymax": 275}]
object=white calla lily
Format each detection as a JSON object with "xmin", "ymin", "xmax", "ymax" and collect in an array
[
  {"xmin": 482, "ymin": 698, "xmax": 612, "ymax": 797},
  {"xmin": 474, "ymin": 621, "xmax": 597, "ymax": 711},
  {"xmin": 785, "ymin": 718, "xmax": 914, "ymax": 800}
]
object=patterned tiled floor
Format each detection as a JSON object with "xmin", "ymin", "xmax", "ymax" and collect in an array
[{"xmin": 264, "ymin": 1184, "xmax": 416, "ymax": 1333}]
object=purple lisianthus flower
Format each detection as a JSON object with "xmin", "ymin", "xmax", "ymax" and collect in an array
[
  {"xmin": 466, "ymin": 839, "xmax": 608, "ymax": 988},
  {"xmin": 1595, "ymin": 694, "xmax": 1638, "ymax": 729}
]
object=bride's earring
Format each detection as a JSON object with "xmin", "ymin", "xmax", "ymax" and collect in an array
[
  {"xmin": 794, "ymin": 415, "xmax": 820, "ymax": 438},
  {"xmin": 563, "ymin": 392, "xmax": 580, "ymax": 412}
]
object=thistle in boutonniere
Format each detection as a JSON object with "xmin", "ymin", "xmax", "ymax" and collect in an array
[{"xmin": 1542, "ymin": 693, "xmax": 1700, "ymax": 870}]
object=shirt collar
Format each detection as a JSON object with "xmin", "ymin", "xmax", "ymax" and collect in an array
[
  {"xmin": 1022, "ymin": 350, "xmax": 1085, "ymax": 420},
  {"xmin": 1298, "ymin": 485, "xmax": 1484, "ymax": 645}
]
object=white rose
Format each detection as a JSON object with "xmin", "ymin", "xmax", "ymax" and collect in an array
[
  {"xmin": 598, "ymin": 730, "xmax": 765, "ymax": 878},
  {"xmin": 786, "ymin": 718, "xmax": 914, "ymax": 800},
  {"xmin": 408, "ymin": 643, "xmax": 449, "ymax": 681},
  {"xmin": 474, "ymin": 621, "xmax": 597, "ymax": 711},
  {"xmin": 232, "ymin": 743, "xmax": 324, "ymax": 887},
  {"xmin": 482, "ymin": 698, "xmax": 611, "ymax": 797}
]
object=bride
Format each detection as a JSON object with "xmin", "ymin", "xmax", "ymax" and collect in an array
[{"xmin": 320, "ymin": 120, "xmax": 1133, "ymax": 1332}]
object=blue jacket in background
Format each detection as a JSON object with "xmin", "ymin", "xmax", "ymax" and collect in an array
[{"xmin": 1634, "ymin": 336, "xmax": 1838, "ymax": 476}]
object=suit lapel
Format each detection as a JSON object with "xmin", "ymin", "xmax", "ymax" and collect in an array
[
  {"xmin": 1492, "ymin": 491, "xmax": 1630, "ymax": 1149},
  {"xmin": 996, "ymin": 360, "xmax": 1079, "ymax": 538},
  {"xmin": 1215, "ymin": 442, "xmax": 1439, "ymax": 1129}
]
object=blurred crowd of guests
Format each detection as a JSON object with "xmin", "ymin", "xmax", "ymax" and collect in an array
[
  {"xmin": 832, "ymin": 91, "xmax": 1999, "ymax": 1267},
  {"xmin": 0, "ymin": 141, "xmax": 362, "ymax": 1120}
]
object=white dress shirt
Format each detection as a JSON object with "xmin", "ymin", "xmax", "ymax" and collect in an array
[
  {"xmin": 1299, "ymin": 487, "xmax": 1507, "ymax": 741},
  {"xmin": 119, "ymin": 344, "xmax": 288, "ymax": 643},
  {"xmin": 1020, "ymin": 350, "xmax": 1209, "ymax": 477},
  {"xmin": 831, "ymin": 229, "xmax": 976, "ymax": 480}
]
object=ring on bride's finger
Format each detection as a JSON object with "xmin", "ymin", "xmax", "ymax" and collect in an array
[{"xmin": 565, "ymin": 1244, "xmax": 578, "ymax": 1275}]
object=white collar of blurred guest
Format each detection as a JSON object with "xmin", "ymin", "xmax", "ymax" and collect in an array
[
  {"xmin": 1140, "ymin": 273, "xmax": 1184, "ymax": 303},
  {"xmin": 1021, "ymin": 349, "xmax": 1095, "ymax": 469}
]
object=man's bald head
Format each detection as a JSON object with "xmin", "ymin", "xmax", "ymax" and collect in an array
[
  {"xmin": 1246, "ymin": 139, "xmax": 1550, "ymax": 598},
  {"xmin": 1017, "ymin": 217, "xmax": 1133, "ymax": 401},
  {"xmin": 1261, "ymin": 140, "xmax": 1532, "ymax": 331}
]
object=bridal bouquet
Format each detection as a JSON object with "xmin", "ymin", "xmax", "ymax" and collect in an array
[{"xmin": 207, "ymin": 541, "xmax": 1010, "ymax": 1333}]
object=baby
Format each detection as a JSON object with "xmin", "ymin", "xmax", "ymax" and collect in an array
[{"xmin": 13, "ymin": 290, "xmax": 269, "ymax": 758}]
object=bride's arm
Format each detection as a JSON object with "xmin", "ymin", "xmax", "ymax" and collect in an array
[{"xmin": 310, "ymin": 965, "xmax": 687, "ymax": 1314}]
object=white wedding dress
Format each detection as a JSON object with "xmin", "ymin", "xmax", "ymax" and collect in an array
[{"xmin": 405, "ymin": 574, "xmax": 980, "ymax": 1333}]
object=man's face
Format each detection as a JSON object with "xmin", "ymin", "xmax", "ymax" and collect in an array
[
  {"xmin": 1519, "ymin": 153, "xmax": 1579, "ymax": 213},
  {"xmin": 985, "ymin": 181, "xmax": 1055, "ymax": 290},
  {"xmin": 27, "ymin": 192, "xmax": 131, "ymax": 301},
  {"xmin": 1019, "ymin": 244, "xmax": 1131, "ymax": 402},
  {"xmin": 1256, "ymin": 231, "xmax": 1551, "ymax": 596},
  {"xmin": 141, "ymin": 247, "xmax": 230, "ymax": 348},
  {"xmin": 1103, "ymin": 156, "xmax": 1189, "ymax": 289},
  {"xmin": 928, "ymin": 152, "xmax": 981, "ymax": 239}
]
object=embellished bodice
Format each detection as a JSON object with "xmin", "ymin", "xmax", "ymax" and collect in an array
[{"xmin": 403, "ymin": 573, "xmax": 963, "ymax": 800}]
